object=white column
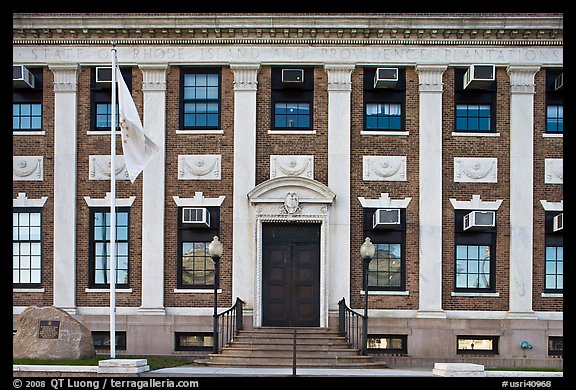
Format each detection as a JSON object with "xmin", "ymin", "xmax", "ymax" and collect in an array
[
  {"xmin": 49, "ymin": 64, "xmax": 79, "ymax": 314},
  {"xmin": 230, "ymin": 64, "xmax": 260, "ymax": 316},
  {"xmin": 325, "ymin": 64, "xmax": 354, "ymax": 311},
  {"xmin": 416, "ymin": 65, "xmax": 447, "ymax": 318},
  {"xmin": 138, "ymin": 64, "xmax": 168, "ymax": 314},
  {"xmin": 507, "ymin": 65, "xmax": 540, "ymax": 319}
]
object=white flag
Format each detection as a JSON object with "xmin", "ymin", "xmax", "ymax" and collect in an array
[{"xmin": 116, "ymin": 67, "xmax": 159, "ymax": 183}]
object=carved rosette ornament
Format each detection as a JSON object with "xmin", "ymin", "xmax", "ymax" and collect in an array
[
  {"xmin": 13, "ymin": 156, "xmax": 43, "ymax": 181},
  {"xmin": 454, "ymin": 157, "xmax": 497, "ymax": 183},
  {"xmin": 89, "ymin": 156, "xmax": 129, "ymax": 180},
  {"xmin": 270, "ymin": 155, "xmax": 314, "ymax": 179},
  {"xmin": 363, "ymin": 156, "xmax": 406, "ymax": 181},
  {"xmin": 178, "ymin": 155, "xmax": 221, "ymax": 180},
  {"xmin": 545, "ymin": 159, "xmax": 563, "ymax": 184}
]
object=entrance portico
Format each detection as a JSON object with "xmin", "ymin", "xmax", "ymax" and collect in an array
[{"xmin": 247, "ymin": 177, "xmax": 336, "ymax": 327}]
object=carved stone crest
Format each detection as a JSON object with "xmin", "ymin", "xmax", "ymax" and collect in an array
[{"xmin": 282, "ymin": 191, "xmax": 301, "ymax": 214}]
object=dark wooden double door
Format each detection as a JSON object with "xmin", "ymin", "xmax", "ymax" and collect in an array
[{"xmin": 262, "ymin": 223, "xmax": 320, "ymax": 327}]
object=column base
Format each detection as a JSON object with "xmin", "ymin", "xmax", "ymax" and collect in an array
[
  {"xmin": 507, "ymin": 311, "xmax": 538, "ymax": 320},
  {"xmin": 417, "ymin": 310, "xmax": 447, "ymax": 319},
  {"xmin": 137, "ymin": 307, "xmax": 166, "ymax": 315}
]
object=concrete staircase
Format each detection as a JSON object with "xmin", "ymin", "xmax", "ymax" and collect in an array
[{"xmin": 195, "ymin": 327, "xmax": 388, "ymax": 368}]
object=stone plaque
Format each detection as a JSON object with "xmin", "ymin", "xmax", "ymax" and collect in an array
[{"xmin": 38, "ymin": 320, "xmax": 60, "ymax": 339}]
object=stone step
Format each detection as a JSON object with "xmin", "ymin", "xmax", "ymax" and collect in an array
[
  {"xmin": 202, "ymin": 354, "xmax": 375, "ymax": 365},
  {"xmin": 219, "ymin": 347, "xmax": 361, "ymax": 357},
  {"xmin": 194, "ymin": 359, "xmax": 389, "ymax": 369},
  {"xmin": 231, "ymin": 337, "xmax": 350, "ymax": 345},
  {"xmin": 227, "ymin": 342, "xmax": 355, "ymax": 350}
]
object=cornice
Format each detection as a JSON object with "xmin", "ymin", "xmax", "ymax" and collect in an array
[{"xmin": 13, "ymin": 13, "xmax": 563, "ymax": 46}]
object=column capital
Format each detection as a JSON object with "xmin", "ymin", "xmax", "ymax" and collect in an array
[
  {"xmin": 507, "ymin": 65, "xmax": 541, "ymax": 94},
  {"xmin": 230, "ymin": 63, "xmax": 260, "ymax": 91},
  {"xmin": 48, "ymin": 64, "xmax": 79, "ymax": 92},
  {"xmin": 138, "ymin": 64, "xmax": 168, "ymax": 91},
  {"xmin": 416, "ymin": 65, "xmax": 447, "ymax": 93},
  {"xmin": 324, "ymin": 64, "xmax": 355, "ymax": 92}
]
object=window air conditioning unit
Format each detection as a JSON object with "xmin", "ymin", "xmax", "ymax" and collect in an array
[
  {"xmin": 13, "ymin": 65, "xmax": 35, "ymax": 88},
  {"xmin": 96, "ymin": 67, "xmax": 113, "ymax": 86},
  {"xmin": 373, "ymin": 208, "xmax": 401, "ymax": 229},
  {"xmin": 463, "ymin": 64, "xmax": 495, "ymax": 89},
  {"xmin": 374, "ymin": 67, "xmax": 398, "ymax": 88},
  {"xmin": 463, "ymin": 210, "xmax": 495, "ymax": 231},
  {"xmin": 182, "ymin": 207, "xmax": 211, "ymax": 227},
  {"xmin": 281, "ymin": 69, "xmax": 304, "ymax": 87},
  {"xmin": 554, "ymin": 73, "xmax": 563, "ymax": 91},
  {"xmin": 553, "ymin": 213, "xmax": 563, "ymax": 232}
]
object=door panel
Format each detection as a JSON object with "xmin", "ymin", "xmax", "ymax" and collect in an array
[{"xmin": 262, "ymin": 223, "xmax": 320, "ymax": 327}]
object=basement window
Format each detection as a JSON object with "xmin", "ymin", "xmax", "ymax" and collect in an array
[
  {"xmin": 92, "ymin": 331, "xmax": 127, "ymax": 351},
  {"xmin": 456, "ymin": 335, "xmax": 499, "ymax": 355},
  {"xmin": 367, "ymin": 334, "xmax": 407, "ymax": 354},
  {"xmin": 175, "ymin": 332, "xmax": 213, "ymax": 351}
]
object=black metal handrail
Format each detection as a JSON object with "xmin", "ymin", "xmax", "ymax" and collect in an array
[
  {"xmin": 214, "ymin": 297, "xmax": 244, "ymax": 353},
  {"xmin": 338, "ymin": 298, "xmax": 366, "ymax": 354}
]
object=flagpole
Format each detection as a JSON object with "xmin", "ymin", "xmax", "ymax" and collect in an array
[{"xmin": 110, "ymin": 42, "xmax": 117, "ymax": 359}]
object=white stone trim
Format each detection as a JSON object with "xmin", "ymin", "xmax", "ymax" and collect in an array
[
  {"xmin": 13, "ymin": 288, "xmax": 45, "ymax": 293},
  {"xmin": 172, "ymin": 192, "xmax": 226, "ymax": 207},
  {"xmin": 451, "ymin": 132, "xmax": 501, "ymax": 137},
  {"xmin": 174, "ymin": 289, "xmax": 222, "ymax": 294},
  {"xmin": 358, "ymin": 193, "xmax": 411, "ymax": 209},
  {"xmin": 361, "ymin": 130, "xmax": 409, "ymax": 136},
  {"xmin": 449, "ymin": 194, "xmax": 503, "ymax": 211},
  {"xmin": 13, "ymin": 192, "xmax": 48, "ymax": 208},
  {"xmin": 176, "ymin": 129, "xmax": 224, "ymax": 135},
  {"xmin": 361, "ymin": 290, "xmax": 409, "ymax": 296},
  {"xmin": 13, "ymin": 131, "xmax": 46, "ymax": 136},
  {"xmin": 83, "ymin": 192, "xmax": 136, "ymax": 207},
  {"xmin": 541, "ymin": 293, "xmax": 563, "ymax": 298},
  {"xmin": 267, "ymin": 130, "xmax": 317, "ymax": 135},
  {"xmin": 540, "ymin": 200, "xmax": 563, "ymax": 211},
  {"xmin": 85, "ymin": 288, "xmax": 133, "ymax": 293},
  {"xmin": 451, "ymin": 292, "xmax": 500, "ymax": 297},
  {"xmin": 542, "ymin": 133, "xmax": 563, "ymax": 138}
]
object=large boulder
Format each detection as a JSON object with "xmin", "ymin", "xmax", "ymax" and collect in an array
[{"xmin": 13, "ymin": 306, "xmax": 96, "ymax": 360}]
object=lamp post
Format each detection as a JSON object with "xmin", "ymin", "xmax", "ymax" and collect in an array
[
  {"xmin": 360, "ymin": 237, "xmax": 375, "ymax": 356},
  {"xmin": 209, "ymin": 236, "xmax": 223, "ymax": 354}
]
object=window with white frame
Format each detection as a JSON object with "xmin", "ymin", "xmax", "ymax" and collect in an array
[
  {"xmin": 13, "ymin": 208, "xmax": 42, "ymax": 287},
  {"xmin": 89, "ymin": 207, "xmax": 130, "ymax": 287}
]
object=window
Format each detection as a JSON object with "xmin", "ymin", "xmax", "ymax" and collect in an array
[
  {"xmin": 274, "ymin": 102, "xmax": 310, "ymax": 128},
  {"xmin": 367, "ymin": 335, "xmax": 407, "ymax": 354},
  {"xmin": 175, "ymin": 332, "xmax": 213, "ymax": 351},
  {"xmin": 13, "ymin": 67, "xmax": 43, "ymax": 131},
  {"xmin": 369, "ymin": 243, "xmax": 402, "ymax": 288},
  {"xmin": 546, "ymin": 69, "xmax": 563, "ymax": 133},
  {"xmin": 544, "ymin": 211, "xmax": 563, "ymax": 292},
  {"xmin": 457, "ymin": 335, "xmax": 499, "ymax": 355},
  {"xmin": 455, "ymin": 245, "xmax": 491, "ymax": 289},
  {"xmin": 92, "ymin": 331, "xmax": 127, "ymax": 351},
  {"xmin": 89, "ymin": 208, "xmax": 130, "ymax": 288},
  {"xmin": 363, "ymin": 67, "xmax": 406, "ymax": 131},
  {"xmin": 454, "ymin": 209, "xmax": 497, "ymax": 292},
  {"xmin": 13, "ymin": 209, "xmax": 42, "ymax": 287},
  {"xmin": 180, "ymin": 69, "xmax": 221, "ymax": 129},
  {"xmin": 365, "ymin": 103, "xmax": 402, "ymax": 130},
  {"xmin": 91, "ymin": 67, "xmax": 131, "ymax": 131},
  {"xmin": 363, "ymin": 208, "xmax": 406, "ymax": 291},
  {"xmin": 271, "ymin": 67, "xmax": 314, "ymax": 130},
  {"xmin": 455, "ymin": 104, "xmax": 491, "ymax": 131},
  {"xmin": 548, "ymin": 336, "xmax": 563, "ymax": 357},
  {"xmin": 454, "ymin": 67, "xmax": 496, "ymax": 132},
  {"xmin": 178, "ymin": 207, "xmax": 220, "ymax": 288}
]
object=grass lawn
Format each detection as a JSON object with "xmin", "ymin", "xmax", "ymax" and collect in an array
[{"xmin": 13, "ymin": 355, "xmax": 195, "ymax": 370}]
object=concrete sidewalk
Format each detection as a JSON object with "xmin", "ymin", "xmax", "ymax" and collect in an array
[{"xmin": 142, "ymin": 365, "xmax": 563, "ymax": 378}]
